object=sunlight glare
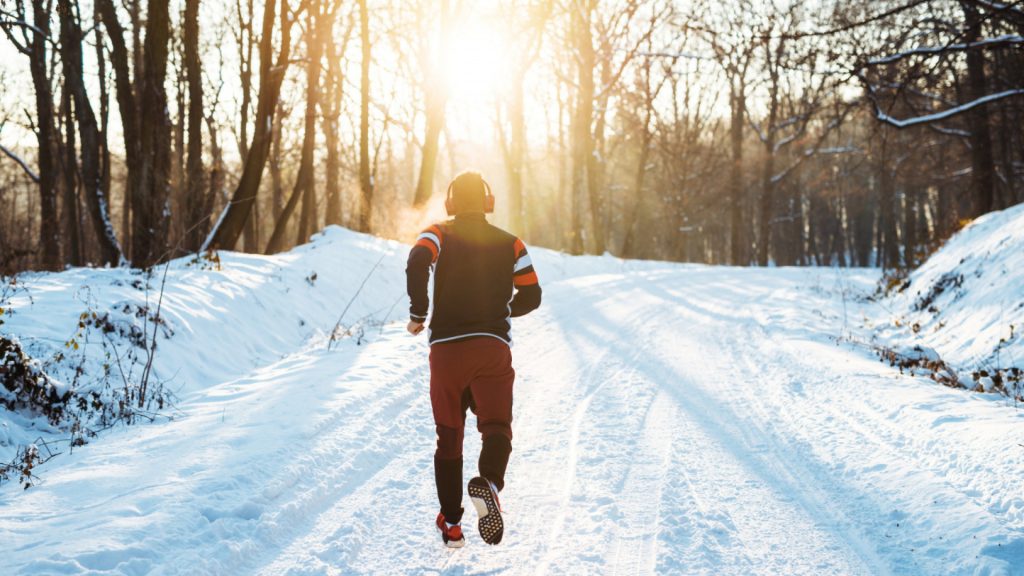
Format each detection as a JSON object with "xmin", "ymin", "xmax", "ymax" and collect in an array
[{"xmin": 442, "ymin": 17, "xmax": 511, "ymax": 102}]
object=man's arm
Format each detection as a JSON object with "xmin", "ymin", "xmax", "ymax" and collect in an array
[
  {"xmin": 406, "ymin": 225, "xmax": 442, "ymax": 330},
  {"xmin": 510, "ymin": 238, "xmax": 541, "ymax": 317}
]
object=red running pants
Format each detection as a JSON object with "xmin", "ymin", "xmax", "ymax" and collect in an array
[{"xmin": 430, "ymin": 336, "xmax": 514, "ymax": 455}]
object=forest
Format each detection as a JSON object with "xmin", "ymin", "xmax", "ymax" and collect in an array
[{"xmin": 1, "ymin": 0, "xmax": 1022, "ymax": 273}]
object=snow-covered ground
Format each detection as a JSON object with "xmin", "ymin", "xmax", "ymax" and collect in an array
[
  {"xmin": 878, "ymin": 202, "xmax": 1024, "ymax": 393},
  {"xmin": 1, "ymin": 221, "xmax": 1023, "ymax": 575}
]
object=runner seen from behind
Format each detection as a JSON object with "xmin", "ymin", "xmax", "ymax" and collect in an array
[{"xmin": 406, "ymin": 170, "xmax": 542, "ymax": 548}]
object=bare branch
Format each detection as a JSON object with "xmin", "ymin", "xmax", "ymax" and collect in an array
[
  {"xmin": 868, "ymin": 87, "xmax": 1024, "ymax": 128},
  {"xmin": 868, "ymin": 34, "xmax": 1024, "ymax": 66},
  {"xmin": 0, "ymin": 143, "xmax": 39, "ymax": 183}
]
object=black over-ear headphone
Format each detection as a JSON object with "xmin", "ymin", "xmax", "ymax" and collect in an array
[{"xmin": 445, "ymin": 176, "xmax": 495, "ymax": 216}]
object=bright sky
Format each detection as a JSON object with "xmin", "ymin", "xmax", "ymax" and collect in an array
[
  {"xmin": 0, "ymin": 1, "xmax": 544, "ymax": 152},
  {"xmin": 0, "ymin": 0, "xmax": 747, "ymax": 165}
]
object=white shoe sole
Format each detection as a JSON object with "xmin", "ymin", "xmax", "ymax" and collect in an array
[{"xmin": 468, "ymin": 479, "xmax": 503, "ymax": 545}]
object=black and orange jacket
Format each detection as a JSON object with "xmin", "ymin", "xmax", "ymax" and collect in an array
[{"xmin": 406, "ymin": 212, "xmax": 542, "ymax": 345}]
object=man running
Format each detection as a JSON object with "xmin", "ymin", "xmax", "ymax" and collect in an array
[{"xmin": 406, "ymin": 170, "xmax": 542, "ymax": 548}]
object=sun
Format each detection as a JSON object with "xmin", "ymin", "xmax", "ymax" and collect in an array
[{"xmin": 441, "ymin": 15, "xmax": 512, "ymax": 102}]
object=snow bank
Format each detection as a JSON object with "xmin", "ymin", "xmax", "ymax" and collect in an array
[
  {"xmin": 880, "ymin": 202, "xmax": 1024, "ymax": 392},
  {"xmin": 0, "ymin": 227, "xmax": 412, "ymax": 475}
]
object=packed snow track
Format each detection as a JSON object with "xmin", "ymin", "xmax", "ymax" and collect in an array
[{"xmin": 1, "ymin": 233, "xmax": 1022, "ymax": 575}]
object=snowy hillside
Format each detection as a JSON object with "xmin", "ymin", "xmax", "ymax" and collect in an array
[
  {"xmin": 1, "ymin": 224, "xmax": 1023, "ymax": 575},
  {"xmin": 1, "ymin": 228, "xmax": 412, "ymax": 476},
  {"xmin": 879, "ymin": 203, "xmax": 1024, "ymax": 396}
]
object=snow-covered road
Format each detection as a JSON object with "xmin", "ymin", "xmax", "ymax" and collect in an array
[{"xmin": 3, "ymin": 259, "xmax": 1023, "ymax": 575}]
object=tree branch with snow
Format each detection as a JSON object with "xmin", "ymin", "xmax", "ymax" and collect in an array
[{"xmin": 0, "ymin": 143, "xmax": 39, "ymax": 183}]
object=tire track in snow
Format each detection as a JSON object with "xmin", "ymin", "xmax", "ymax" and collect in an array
[
  {"xmin": 605, "ymin": 390, "xmax": 675, "ymax": 576},
  {"xmin": 135, "ymin": 327, "xmax": 432, "ymax": 575},
  {"xmin": 533, "ymin": 348, "xmax": 638, "ymax": 575},
  {"xmin": 530, "ymin": 272, "xmax": 879, "ymax": 575},
  {"xmin": 721, "ymin": 321, "xmax": 1022, "ymax": 575}
]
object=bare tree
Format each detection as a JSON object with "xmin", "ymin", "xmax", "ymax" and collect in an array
[
  {"xmin": 96, "ymin": 0, "xmax": 137, "ymax": 256},
  {"xmin": 856, "ymin": 0, "xmax": 1024, "ymax": 220},
  {"xmin": 266, "ymin": 0, "xmax": 330, "ymax": 253},
  {"xmin": 183, "ymin": 0, "xmax": 205, "ymax": 251},
  {"xmin": 57, "ymin": 0, "xmax": 124, "ymax": 265},
  {"xmin": 704, "ymin": 0, "xmax": 757, "ymax": 265},
  {"xmin": 410, "ymin": 0, "xmax": 451, "ymax": 210},
  {"xmin": 132, "ymin": 0, "xmax": 174, "ymax": 265},
  {"xmin": 960, "ymin": 0, "xmax": 997, "ymax": 217},
  {"xmin": 620, "ymin": 44, "xmax": 672, "ymax": 257},
  {"xmin": 206, "ymin": 0, "xmax": 305, "ymax": 251},
  {"xmin": 1, "ymin": 0, "xmax": 60, "ymax": 269},
  {"xmin": 323, "ymin": 7, "xmax": 353, "ymax": 227},
  {"xmin": 495, "ymin": 1, "xmax": 550, "ymax": 236}
]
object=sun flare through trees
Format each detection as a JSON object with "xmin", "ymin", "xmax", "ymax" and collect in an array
[{"xmin": 0, "ymin": 0, "xmax": 1022, "ymax": 272}]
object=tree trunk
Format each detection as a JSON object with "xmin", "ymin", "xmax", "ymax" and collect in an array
[
  {"xmin": 58, "ymin": 0, "xmax": 123, "ymax": 266},
  {"xmin": 729, "ymin": 83, "xmax": 745, "ymax": 265},
  {"xmin": 323, "ymin": 24, "xmax": 345, "ymax": 227},
  {"xmin": 357, "ymin": 0, "xmax": 374, "ymax": 230},
  {"xmin": 877, "ymin": 138, "xmax": 899, "ymax": 270},
  {"xmin": 206, "ymin": 0, "xmax": 296, "ymax": 251},
  {"xmin": 60, "ymin": 83, "xmax": 82, "ymax": 266},
  {"xmin": 270, "ymin": 100, "xmax": 285, "ymax": 221},
  {"xmin": 95, "ymin": 10, "xmax": 112, "ymax": 242},
  {"xmin": 173, "ymin": 61, "xmax": 186, "ymax": 236},
  {"xmin": 296, "ymin": 4, "xmax": 335, "ymax": 244},
  {"xmin": 570, "ymin": 0, "xmax": 595, "ymax": 255},
  {"xmin": 961, "ymin": 0, "xmax": 997, "ymax": 218},
  {"xmin": 757, "ymin": 35, "xmax": 787, "ymax": 267},
  {"xmin": 588, "ymin": 46, "xmax": 613, "ymax": 255},
  {"xmin": 243, "ymin": 200, "xmax": 259, "ymax": 251},
  {"xmin": 621, "ymin": 62, "xmax": 656, "ymax": 259},
  {"xmin": 23, "ymin": 0, "xmax": 61, "ymax": 269},
  {"xmin": 132, "ymin": 0, "xmax": 173, "ymax": 266},
  {"xmin": 236, "ymin": 0, "xmax": 255, "ymax": 159},
  {"xmin": 411, "ymin": 0, "xmax": 450, "ymax": 210},
  {"xmin": 268, "ymin": 1, "xmax": 326, "ymax": 253},
  {"xmin": 266, "ymin": 182, "xmax": 304, "ymax": 254},
  {"xmin": 183, "ymin": 0, "xmax": 205, "ymax": 251},
  {"xmin": 620, "ymin": 128, "xmax": 651, "ymax": 259},
  {"xmin": 97, "ymin": 0, "xmax": 139, "ymax": 261},
  {"xmin": 903, "ymin": 184, "xmax": 919, "ymax": 267},
  {"xmin": 296, "ymin": 4, "xmax": 325, "ymax": 245},
  {"xmin": 199, "ymin": 115, "xmax": 222, "ymax": 243},
  {"xmin": 506, "ymin": 75, "xmax": 526, "ymax": 234}
]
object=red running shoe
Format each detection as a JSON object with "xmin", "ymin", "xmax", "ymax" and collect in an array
[
  {"xmin": 435, "ymin": 512, "xmax": 465, "ymax": 548},
  {"xmin": 468, "ymin": 477, "xmax": 504, "ymax": 545}
]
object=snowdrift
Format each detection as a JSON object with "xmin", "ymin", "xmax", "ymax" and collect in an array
[
  {"xmin": 880, "ymin": 202, "xmax": 1024, "ymax": 394},
  {"xmin": 1, "ymin": 228, "xmax": 412, "ymax": 480}
]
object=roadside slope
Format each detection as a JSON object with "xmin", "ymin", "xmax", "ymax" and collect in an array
[{"xmin": 880, "ymin": 203, "xmax": 1024, "ymax": 392}]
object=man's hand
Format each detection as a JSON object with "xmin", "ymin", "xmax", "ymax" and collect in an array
[{"xmin": 407, "ymin": 320, "xmax": 425, "ymax": 335}]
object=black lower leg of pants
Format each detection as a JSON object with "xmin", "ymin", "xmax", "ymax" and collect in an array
[
  {"xmin": 478, "ymin": 434, "xmax": 512, "ymax": 491},
  {"xmin": 435, "ymin": 455, "xmax": 464, "ymax": 524}
]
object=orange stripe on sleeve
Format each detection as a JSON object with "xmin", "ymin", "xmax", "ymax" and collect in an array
[
  {"xmin": 415, "ymin": 237, "xmax": 439, "ymax": 261},
  {"xmin": 513, "ymin": 270, "xmax": 538, "ymax": 286},
  {"xmin": 513, "ymin": 238, "xmax": 526, "ymax": 258}
]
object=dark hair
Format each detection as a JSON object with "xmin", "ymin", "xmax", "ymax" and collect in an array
[{"xmin": 449, "ymin": 171, "xmax": 488, "ymax": 213}]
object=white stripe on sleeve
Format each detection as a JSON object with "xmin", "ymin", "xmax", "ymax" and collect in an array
[
  {"xmin": 417, "ymin": 232, "xmax": 441, "ymax": 251},
  {"xmin": 513, "ymin": 253, "xmax": 533, "ymax": 273}
]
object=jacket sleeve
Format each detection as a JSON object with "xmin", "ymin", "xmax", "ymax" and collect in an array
[
  {"xmin": 510, "ymin": 237, "xmax": 542, "ymax": 317},
  {"xmin": 406, "ymin": 225, "xmax": 443, "ymax": 322}
]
